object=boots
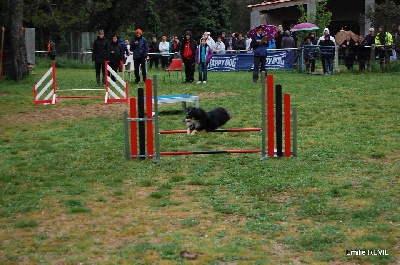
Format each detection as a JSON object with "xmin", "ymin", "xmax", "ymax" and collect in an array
[{"xmin": 96, "ymin": 74, "xmax": 100, "ymax": 87}]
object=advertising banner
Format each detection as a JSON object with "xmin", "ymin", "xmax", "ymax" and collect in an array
[{"xmin": 208, "ymin": 50, "xmax": 295, "ymax": 72}]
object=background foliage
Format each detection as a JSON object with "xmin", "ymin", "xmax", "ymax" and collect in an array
[{"xmin": 1, "ymin": 0, "xmax": 260, "ymax": 51}]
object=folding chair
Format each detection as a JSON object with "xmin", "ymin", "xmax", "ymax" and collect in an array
[
  {"xmin": 123, "ymin": 54, "xmax": 134, "ymax": 81},
  {"xmin": 164, "ymin": 58, "xmax": 183, "ymax": 82}
]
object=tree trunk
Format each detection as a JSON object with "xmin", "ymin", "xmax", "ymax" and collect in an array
[{"xmin": 9, "ymin": 0, "xmax": 28, "ymax": 81}]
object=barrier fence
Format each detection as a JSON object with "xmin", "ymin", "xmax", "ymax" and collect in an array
[
  {"xmin": 33, "ymin": 61, "xmax": 128, "ymax": 105},
  {"xmin": 124, "ymin": 73, "xmax": 297, "ymax": 162}
]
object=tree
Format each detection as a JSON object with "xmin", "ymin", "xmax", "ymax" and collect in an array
[
  {"xmin": 363, "ymin": 0, "xmax": 400, "ymax": 33},
  {"xmin": 9, "ymin": 0, "xmax": 29, "ymax": 80},
  {"xmin": 297, "ymin": 0, "xmax": 332, "ymax": 37},
  {"xmin": 145, "ymin": 0, "xmax": 162, "ymax": 37},
  {"xmin": 175, "ymin": 0, "xmax": 231, "ymax": 39}
]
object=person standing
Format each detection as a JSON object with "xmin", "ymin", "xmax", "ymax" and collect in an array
[
  {"xmin": 275, "ymin": 25, "xmax": 284, "ymax": 49},
  {"xmin": 355, "ymin": 35, "xmax": 367, "ymax": 72},
  {"xmin": 149, "ymin": 36, "xmax": 160, "ymax": 69},
  {"xmin": 250, "ymin": 26, "xmax": 268, "ymax": 83},
  {"xmin": 233, "ymin": 34, "xmax": 246, "ymax": 53},
  {"xmin": 195, "ymin": 38, "xmax": 213, "ymax": 84},
  {"xmin": 214, "ymin": 36, "xmax": 226, "ymax": 54},
  {"xmin": 220, "ymin": 32, "xmax": 230, "ymax": 51},
  {"xmin": 46, "ymin": 38, "xmax": 56, "ymax": 60},
  {"xmin": 108, "ymin": 35, "xmax": 124, "ymax": 81},
  {"xmin": 203, "ymin": 31, "xmax": 215, "ymax": 50},
  {"xmin": 92, "ymin": 30, "xmax": 109, "ymax": 86},
  {"xmin": 158, "ymin": 36, "xmax": 170, "ymax": 69},
  {"xmin": 301, "ymin": 36, "xmax": 316, "ymax": 73},
  {"xmin": 130, "ymin": 29, "xmax": 148, "ymax": 84},
  {"xmin": 375, "ymin": 26, "xmax": 393, "ymax": 68},
  {"xmin": 180, "ymin": 31, "xmax": 197, "ymax": 83},
  {"xmin": 341, "ymin": 34, "xmax": 356, "ymax": 71},
  {"xmin": 171, "ymin": 36, "xmax": 181, "ymax": 59},
  {"xmin": 394, "ymin": 25, "xmax": 400, "ymax": 61},
  {"xmin": 281, "ymin": 30, "xmax": 295, "ymax": 49},
  {"xmin": 319, "ymin": 34, "xmax": 336, "ymax": 75},
  {"xmin": 364, "ymin": 28, "xmax": 375, "ymax": 68}
]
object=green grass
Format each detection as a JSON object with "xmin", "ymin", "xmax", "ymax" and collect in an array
[{"xmin": 0, "ymin": 59, "xmax": 399, "ymax": 264}]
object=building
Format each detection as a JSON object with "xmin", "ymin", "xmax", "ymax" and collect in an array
[{"xmin": 248, "ymin": 0, "xmax": 399, "ymax": 37}]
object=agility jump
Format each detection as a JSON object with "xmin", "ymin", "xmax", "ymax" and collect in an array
[
  {"xmin": 33, "ymin": 61, "xmax": 129, "ymax": 105},
  {"xmin": 124, "ymin": 72, "xmax": 297, "ymax": 162}
]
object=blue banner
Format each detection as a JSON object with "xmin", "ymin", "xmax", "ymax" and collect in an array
[{"xmin": 208, "ymin": 50, "xmax": 295, "ymax": 72}]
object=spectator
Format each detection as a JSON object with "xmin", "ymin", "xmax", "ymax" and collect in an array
[
  {"xmin": 109, "ymin": 35, "xmax": 124, "ymax": 81},
  {"xmin": 92, "ymin": 30, "xmax": 109, "ymax": 86},
  {"xmin": 375, "ymin": 26, "xmax": 393, "ymax": 68},
  {"xmin": 394, "ymin": 25, "xmax": 400, "ymax": 61},
  {"xmin": 341, "ymin": 34, "xmax": 356, "ymax": 71},
  {"xmin": 171, "ymin": 36, "xmax": 182, "ymax": 58},
  {"xmin": 159, "ymin": 35, "xmax": 170, "ymax": 69},
  {"xmin": 180, "ymin": 31, "xmax": 197, "ymax": 83},
  {"xmin": 275, "ymin": 25, "xmax": 284, "ymax": 49},
  {"xmin": 117, "ymin": 36, "xmax": 129, "ymax": 61},
  {"xmin": 364, "ymin": 28, "xmax": 375, "ymax": 68},
  {"xmin": 234, "ymin": 34, "xmax": 246, "ymax": 53},
  {"xmin": 245, "ymin": 34, "xmax": 252, "ymax": 52},
  {"xmin": 46, "ymin": 38, "xmax": 56, "ymax": 60},
  {"xmin": 301, "ymin": 36, "xmax": 316, "ymax": 73},
  {"xmin": 281, "ymin": 30, "xmax": 295, "ymax": 49},
  {"xmin": 317, "ymin": 28, "xmax": 335, "ymax": 44},
  {"xmin": 195, "ymin": 37, "xmax": 213, "ymax": 84},
  {"xmin": 290, "ymin": 24, "xmax": 299, "ymax": 48},
  {"xmin": 213, "ymin": 36, "xmax": 226, "ymax": 54},
  {"xmin": 221, "ymin": 32, "xmax": 230, "ymax": 51},
  {"xmin": 149, "ymin": 36, "xmax": 160, "ymax": 69},
  {"xmin": 130, "ymin": 29, "xmax": 148, "ymax": 84},
  {"xmin": 309, "ymin": 31, "xmax": 317, "ymax": 44},
  {"xmin": 203, "ymin": 31, "xmax": 215, "ymax": 50},
  {"xmin": 319, "ymin": 34, "xmax": 336, "ymax": 75},
  {"xmin": 354, "ymin": 35, "xmax": 367, "ymax": 71},
  {"xmin": 250, "ymin": 26, "xmax": 268, "ymax": 83},
  {"xmin": 125, "ymin": 39, "xmax": 130, "ymax": 53},
  {"xmin": 229, "ymin": 33, "xmax": 237, "ymax": 52}
]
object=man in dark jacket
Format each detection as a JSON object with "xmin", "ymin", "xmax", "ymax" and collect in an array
[
  {"xmin": 180, "ymin": 31, "xmax": 197, "ymax": 83},
  {"xmin": 92, "ymin": 30, "xmax": 109, "ymax": 86},
  {"xmin": 130, "ymin": 29, "xmax": 148, "ymax": 84},
  {"xmin": 250, "ymin": 26, "xmax": 268, "ymax": 83},
  {"xmin": 233, "ymin": 34, "xmax": 247, "ymax": 53}
]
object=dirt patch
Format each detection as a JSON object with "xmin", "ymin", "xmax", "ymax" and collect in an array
[
  {"xmin": 2, "ymin": 92, "xmax": 238, "ymax": 125},
  {"xmin": 1, "ymin": 102, "xmax": 129, "ymax": 124}
]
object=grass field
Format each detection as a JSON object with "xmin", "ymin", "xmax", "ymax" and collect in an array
[{"xmin": 0, "ymin": 59, "xmax": 399, "ymax": 264}]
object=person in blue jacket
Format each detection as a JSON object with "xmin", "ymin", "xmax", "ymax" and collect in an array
[
  {"xmin": 130, "ymin": 29, "xmax": 148, "ymax": 84},
  {"xmin": 250, "ymin": 26, "xmax": 269, "ymax": 83}
]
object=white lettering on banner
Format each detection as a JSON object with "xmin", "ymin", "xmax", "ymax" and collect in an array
[{"xmin": 209, "ymin": 55, "xmax": 238, "ymax": 71}]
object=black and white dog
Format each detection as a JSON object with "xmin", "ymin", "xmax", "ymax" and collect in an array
[{"xmin": 184, "ymin": 106, "xmax": 231, "ymax": 135}]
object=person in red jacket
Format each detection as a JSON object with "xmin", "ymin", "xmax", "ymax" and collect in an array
[{"xmin": 180, "ymin": 31, "xmax": 197, "ymax": 83}]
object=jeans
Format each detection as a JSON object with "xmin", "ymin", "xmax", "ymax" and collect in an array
[
  {"xmin": 198, "ymin": 62, "xmax": 207, "ymax": 81},
  {"xmin": 324, "ymin": 57, "xmax": 333, "ymax": 74}
]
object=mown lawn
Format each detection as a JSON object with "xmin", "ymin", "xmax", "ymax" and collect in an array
[{"xmin": 0, "ymin": 60, "xmax": 399, "ymax": 264}]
